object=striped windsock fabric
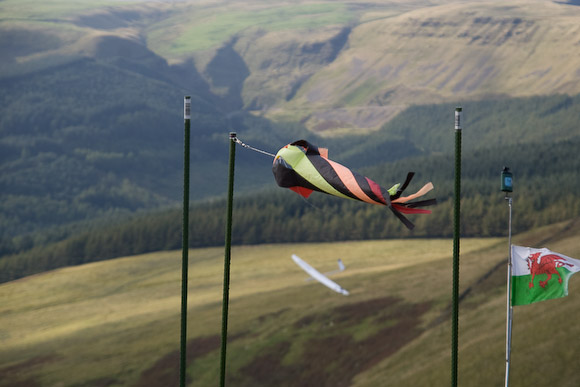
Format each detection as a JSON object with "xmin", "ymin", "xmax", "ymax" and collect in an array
[{"xmin": 272, "ymin": 140, "xmax": 436, "ymax": 230}]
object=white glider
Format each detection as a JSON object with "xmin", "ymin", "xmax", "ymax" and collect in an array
[
  {"xmin": 305, "ymin": 258, "xmax": 345, "ymax": 280},
  {"xmin": 291, "ymin": 254, "xmax": 349, "ymax": 296}
]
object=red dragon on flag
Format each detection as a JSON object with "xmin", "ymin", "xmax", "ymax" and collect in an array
[
  {"xmin": 512, "ymin": 246, "xmax": 580, "ymax": 306},
  {"xmin": 526, "ymin": 252, "xmax": 574, "ymax": 289}
]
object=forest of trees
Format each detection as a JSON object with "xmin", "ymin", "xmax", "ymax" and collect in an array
[
  {"xmin": 2, "ymin": 50, "xmax": 580, "ymax": 283},
  {"xmin": 2, "ymin": 136, "xmax": 580, "ymax": 283},
  {"xmin": 0, "ymin": 57, "xmax": 312, "ymax": 242}
]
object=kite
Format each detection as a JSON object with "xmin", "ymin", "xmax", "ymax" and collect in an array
[
  {"xmin": 272, "ymin": 140, "xmax": 436, "ymax": 229},
  {"xmin": 291, "ymin": 254, "xmax": 349, "ymax": 295}
]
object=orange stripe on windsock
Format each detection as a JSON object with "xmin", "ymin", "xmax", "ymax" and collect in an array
[
  {"xmin": 392, "ymin": 182, "xmax": 434, "ymax": 203},
  {"xmin": 326, "ymin": 159, "xmax": 380, "ymax": 205}
]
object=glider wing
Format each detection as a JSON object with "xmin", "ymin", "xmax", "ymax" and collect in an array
[
  {"xmin": 291, "ymin": 254, "xmax": 349, "ymax": 296},
  {"xmin": 305, "ymin": 258, "xmax": 346, "ymax": 280}
]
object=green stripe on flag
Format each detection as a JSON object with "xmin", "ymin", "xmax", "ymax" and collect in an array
[{"xmin": 512, "ymin": 267, "xmax": 573, "ymax": 306}]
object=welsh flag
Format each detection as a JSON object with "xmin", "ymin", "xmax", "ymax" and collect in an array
[{"xmin": 512, "ymin": 245, "xmax": 580, "ymax": 306}]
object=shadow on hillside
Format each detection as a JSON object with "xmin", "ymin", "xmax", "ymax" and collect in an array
[{"xmin": 135, "ymin": 297, "xmax": 430, "ymax": 387}]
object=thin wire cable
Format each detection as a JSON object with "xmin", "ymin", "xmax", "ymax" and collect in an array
[
  {"xmin": 232, "ymin": 136, "xmax": 276, "ymax": 158},
  {"xmin": 299, "ymin": 194, "xmax": 323, "ymax": 210}
]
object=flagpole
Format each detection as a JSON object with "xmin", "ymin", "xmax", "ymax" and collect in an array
[
  {"xmin": 502, "ymin": 167, "xmax": 514, "ymax": 387},
  {"xmin": 180, "ymin": 96, "xmax": 191, "ymax": 387},
  {"xmin": 505, "ymin": 195, "xmax": 513, "ymax": 387}
]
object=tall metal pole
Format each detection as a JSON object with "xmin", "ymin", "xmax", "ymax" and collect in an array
[
  {"xmin": 220, "ymin": 132, "xmax": 237, "ymax": 387},
  {"xmin": 451, "ymin": 107, "xmax": 462, "ymax": 387},
  {"xmin": 505, "ymin": 196, "xmax": 513, "ymax": 387},
  {"xmin": 502, "ymin": 166, "xmax": 514, "ymax": 387},
  {"xmin": 180, "ymin": 96, "xmax": 191, "ymax": 387}
]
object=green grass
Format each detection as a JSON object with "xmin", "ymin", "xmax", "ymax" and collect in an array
[
  {"xmin": 2, "ymin": 225, "xmax": 580, "ymax": 386},
  {"xmin": 0, "ymin": 238, "xmax": 495, "ymax": 385},
  {"xmin": 0, "ymin": 0, "xmax": 120, "ymax": 20},
  {"xmin": 147, "ymin": 3, "xmax": 353, "ymax": 57},
  {"xmin": 342, "ymin": 78, "xmax": 384, "ymax": 106}
]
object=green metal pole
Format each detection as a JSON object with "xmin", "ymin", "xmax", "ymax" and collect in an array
[
  {"xmin": 180, "ymin": 96, "xmax": 191, "ymax": 387},
  {"xmin": 220, "ymin": 132, "xmax": 237, "ymax": 387},
  {"xmin": 451, "ymin": 107, "xmax": 462, "ymax": 387}
]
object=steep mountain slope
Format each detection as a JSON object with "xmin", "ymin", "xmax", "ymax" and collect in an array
[
  {"xmin": 268, "ymin": 0, "xmax": 580, "ymax": 133},
  {"xmin": 0, "ymin": 1, "xmax": 309, "ymax": 239},
  {"xmin": 6, "ymin": 0, "xmax": 580, "ymax": 136}
]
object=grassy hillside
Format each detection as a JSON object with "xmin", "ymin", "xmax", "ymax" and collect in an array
[{"xmin": 1, "ymin": 219, "xmax": 580, "ymax": 386}]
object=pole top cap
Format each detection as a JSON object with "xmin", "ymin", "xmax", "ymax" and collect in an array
[
  {"xmin": 229, "ymin": 132, "xmax": 237, "ymax": 138},
  {"xmin": 184, "ymin": 97, "xmax": 191, "ymax": 120},
  {"xmin": 454, "ymin": 107, "xmax": 462, "ymax": 130}
]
